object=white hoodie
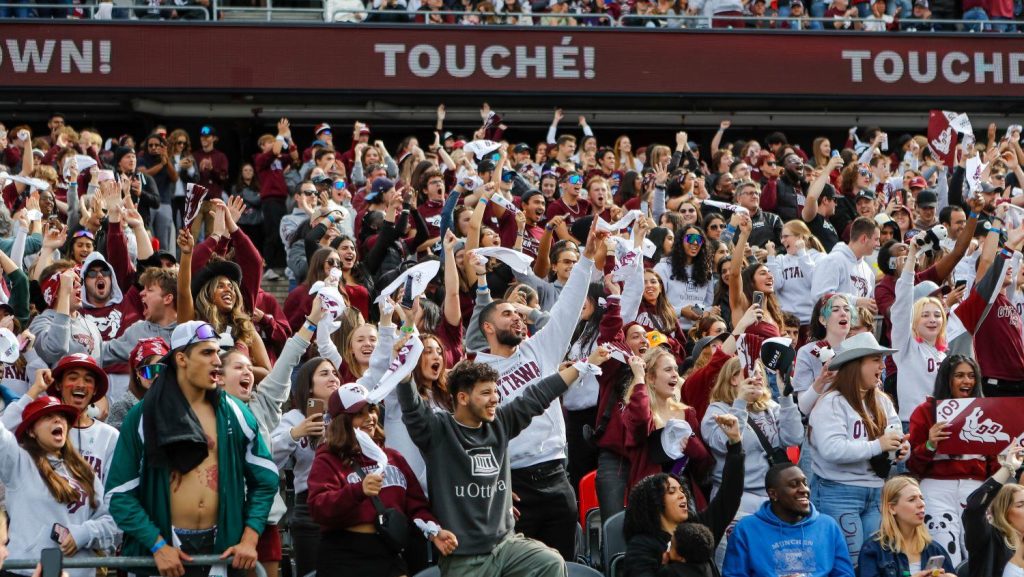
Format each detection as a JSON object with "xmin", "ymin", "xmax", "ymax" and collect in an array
[
  {"xmin": 810, "ymin": 242, "xmax": 875, "ymax": 306},
  {"xmin": 472, "ymin": 254, "xmax": 594, "ymax": 469}
]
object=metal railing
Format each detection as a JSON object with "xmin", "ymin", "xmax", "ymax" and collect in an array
[
  {"xmin": 0, "ymin": 2, "xmax": 209, "ymax": 19},
  {"xmin": 0, "ymin": 0, "xmax": 1017, "ymax": 30},
  {"xmin": 4, "ymin": 554, "xmax": 268, "ymax": 577}
]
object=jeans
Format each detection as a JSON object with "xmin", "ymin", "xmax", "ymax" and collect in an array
[
  {"xmin": 855, "ymin": 1, "xmax": 871, "ymax": 16},
  {"xmin": 812, "ymin": 478, "xmax": 882, "ymax": 565},
  {"xmin": 961, "ymin": 6, "xmax": 988, "ymax": 31},
  {"xmin": 511, "ymin": 460, "xmax": 578, "ymax": 561},
  {"xmin": 990, "ymin": 15, "xmax": 1016, "ymax": 31},
  {"xmin": 152, "ymin": 202, "xmax": 174, "ymax": 255},
  {"xmin": 886, "ymin": 0, "xmax": 910, "ymax": 15},
  {"xmin": 438, "ymin": 533, "xmax": 564, "ymax": 577},
  {"xmin": 565, "ymin": 407, "xmax": 599, "ymax": 494},
  {"xmin": 289, "ymin": 494, "xmax": 321, "ymax": 577},
  {"xmin": 0, "ymin": 0, "xmax": 31, "ymax": 17},
  {"xmin": 808, "ymin": 0, "xmax": 827, "ymax": 28},
  {"xmin": 595, "ymin": 450, "xmax": 629, "ymax": 524}
]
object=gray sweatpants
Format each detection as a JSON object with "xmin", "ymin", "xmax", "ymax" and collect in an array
[{"xmin": 439, "ymin": 533, "xmax": 566, "ymax": 577}]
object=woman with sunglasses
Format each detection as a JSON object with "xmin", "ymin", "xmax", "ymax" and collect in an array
[
  {"xmin": 168, "ymin": 128, "xmax": 199, "ymax": 233},
  {"xmin": 285, "ymin": 247, "xmax": 346, "ymax": 332},
  {"xmin": 727, "ymin": 213, "xmax": 784, "ymax": 340},
  {"xmin": 655, "ymin": 226, "xmax": 714, "ymax": 331},
  {"xmin": 107, "ymin": 337, "xmax": 169, "ymax": 430},
  {"xmin": 228, "ymin": 162, "xmax": 262, "ymax": 242},
  {"xmin": 704, "ymin": 213, "xmax": 727, "ymax": 242}
]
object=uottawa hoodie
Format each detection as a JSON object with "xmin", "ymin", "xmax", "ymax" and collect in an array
[
  {"xmin": 809, "ymin": 242, "xmax": 875, "ymax": 306},
  {"xmin": 723, "ymin": 501, "xmax": 855, "ymax": 577}
]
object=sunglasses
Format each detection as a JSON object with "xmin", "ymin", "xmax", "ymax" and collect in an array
[
  {"xmin": 85, "ymin": 269, "xmax": 112, "ymax": 279},
  {"xmin": 326, "ymin": 258, "xmax": 342, "ymax": 268},
  {"xmin": 320, "ymin": 129, "xmax": 332, "ymax": 136},
  {"xmin": 428, "ymin": 179, "xmax": 444, "ymax": 187},
  {"xmin": 684, "ymin": 233, "xmax": 704, "ymax": 246},
  {"xmin": 333, "ymin": 180, "xmax": 346, "ymax": 190},
  {"xmin": 136, "ymin": 363, "xmax": 165, "ymax": 380},
  {"xmin": 148, "ymin": 143, "xmax": 163, "ymax": 148},
  {"xmin": 858, "ymin": 168, "xmax": 871, "ymax": 177},
  {"xmin": 993, "ymin": 174, "xmax": 1006, "ymax": 180},
  {"xmin": 73, "ymin": 230, "xmax": 95, "ymax": 241},
  {"xmin": 567, "ymin": 174, "xmax": 583, "ymax": 185},
  {"xmin": 300, "ymin": 188, "xmax": 317, "ymax": 196},
  {"xmin": 183, "ymin": 323, "xmax": 218, "ymax": 349},
  {"xmin": 174, "ymin": 140, "xmax": 186, "ymax": 146},
  {"xmin": 707, "ymin": 223, "xmax": 724, "ymax": 230},
  {"xmin": 501, "ymin": 171, "xmax": 515, "ymax": 183}
]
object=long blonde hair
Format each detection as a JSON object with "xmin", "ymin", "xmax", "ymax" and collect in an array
[
  {"xmin": 642, "ymin": 346, "xmax": 687, "ymax": 428},
  {"xmin": 783, "ymin": 220, "xmax": 826, "ymax": 253},
  {"xmin": 709, "ymin": 356, "xmax": 772, "ymax": 413},
  {"xmin": 194, "ymin": 274, "xmax": 257, "ymax": 348},
  {"xmin": 877, "ymin": 476, "xmax": 931, "ymax": 554},
  {"xmin": 911, "ymin": 296, "xmax": 948, "ymax": 351},
  {"xmin": 991, "ymin": 483, "xmax": 1024, "ymax": 550}
]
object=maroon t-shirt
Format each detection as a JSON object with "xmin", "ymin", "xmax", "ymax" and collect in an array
[
  {"xmin": 418, "ymin": 199, "xmax": 444, "ymax": 239},
  {"xmin": 521, "ymin": 224, "xmax": 544, "ymax": 258},
  {"xmin": 545, "ymin": 196, "xmax": 591, "ymax": 228},
  {"xmin": 957, "ymin": 291, "xmax": 1024, "ymax": 380}
]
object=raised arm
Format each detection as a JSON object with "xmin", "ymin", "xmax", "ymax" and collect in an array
[
  {"xmin": 729, "ymin": 213, "xmax": 751, "ymax": 327},
  {"xmin": 804, "ymin": 155, "xmax": 844, "ymax": 222},
  {"xmin": 176, "ymin": 229, "xmax": 195, "ymax": 323},
  {"xmin": 441, "ymin": 230, "xmax": 462, "ymax": 328}
]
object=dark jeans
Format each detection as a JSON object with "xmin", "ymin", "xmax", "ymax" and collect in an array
[
  {"xmin": 290, "ymin": 492, "xmax": 321, "ymax": 577},
  {"xmin": 982, "ymin": 377, "xmax": 1024, "ymax": 397},
  {"xmin": 261, "ymin": 197, "xmax": 287, "ymax": 269},
  {"xmin": 595, "ymin": 450, "xmax": 629, "ymax": 524},
  {"xmin": 511, "ymin": 459, "xmax": 578, "ymax": 561},
  {"xmin": 565, "ymin": 406, "xmax": 599, "ymax": 495}
]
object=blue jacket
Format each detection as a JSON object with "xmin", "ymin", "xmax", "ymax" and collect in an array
[
  {"xmin": 722, "ymin": 501, "xmax": 854, "ymax": 577},
  {"xmin": 856, "ymin": 536, "xmax": 954, "ymax": 577}
]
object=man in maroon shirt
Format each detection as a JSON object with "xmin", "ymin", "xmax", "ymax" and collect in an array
[
  {"xmin": 192, "ymin": 125, "xmax": 229, "ymax": 235},
  {"xmin": 302, "ymin": 122, "xmax": 334, "ymax": 163},
  {"xmin": 417, "ymin": 167, "xmax": 446, "ymax": 249},
  {"xmin": 254, "ymin": 118, "xmax": 296, "ymax": 274},
  {"xmin": 338, "ymin": 121, "xmax": 371, "ymax": 177},
  {"xmin": 545, "ymin": 171, "xmax": 590, "ymax": 237},
  {"xmin": 518, "ymin": 189, "xmax": 547, "ymax": 258}
]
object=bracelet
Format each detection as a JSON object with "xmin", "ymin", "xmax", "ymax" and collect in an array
[
  {"xmin": 480, "ymin": 197, "xmax": 489, "ymax": 205},
  {"xmin": 990, "ymin": 227, "xmax": 1003, "ymax": 235},
  {"xmin": 516, "ymin": 232, "xmax": 525, "ymax": 237},
  {"xmin": 305, "ymin": 321, "xmax": 317, "ymax": 333},
  {"xmin": 150, "ymin": 539, "xmax": 167, "ymax": 554},
  {"xmin": 925, "ymin": 440, "xmax": 936, "ymax": 452},
  {"xmin": 969, "ymin": 211, "xmax": 979, "ymax": 219}
]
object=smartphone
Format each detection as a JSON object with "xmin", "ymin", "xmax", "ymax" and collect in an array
[
  {"xmin": 885, "ymin": 423, "xmax": 903, "ymax": 460},
  {"xmin": 753, "ymin": 291, "xmax": 764, "ymax": 308},
  {"xmin": 924, "ymin": 555, "xmax": 945, "ymax": 572},
  {"xmin": 831, "ymin": 150, "xmax": 840, "ymax": 158},
  {"xmin": 40, "ymin": 547, "xmax": 62, "ymax": 577},
  {"xmin": 306, "ymin": 398, "xmax": 326, "ymax": 418},
  {"xmin": 955, "ymin": 279, "xmax": 968, "ymax": 290},
  {"xmin": 401, "ymin": 275, "xmax": 415, "ymax": 309},
  {"xmin": 51, "ymin": 522, "xmax": 70, "ymax": 543}
]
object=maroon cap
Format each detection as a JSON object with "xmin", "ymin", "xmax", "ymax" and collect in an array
[
  {"xmin": 15, "ymin": 396, "xmax": 79, "ymax": 440},
  {"xmin": 49, "ymin": 353, "xmax": 109, "ymax": 404}
]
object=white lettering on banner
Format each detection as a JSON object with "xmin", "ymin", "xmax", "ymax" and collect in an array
[
  {"xmin": 0, "ymin": 39, "xmax": 111, "ymax": 74},
  {"xmin": 375, "ymin": 38, "xmax": 596, "ymax": 81},
  {"xmin": 842, "ymin": 49, "xmax": 1024, "ymax": 85}
]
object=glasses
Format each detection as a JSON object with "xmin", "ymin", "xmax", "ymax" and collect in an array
[
  {"xmin": 85, "ymin": 269, "xmax": 112, "ymax": 279},
  {"xmin": 567, "ymin": 174, "xmax": 583, "ymax": 185},
  {"xmin": 428, "ymin": 179, "xmax": 444, "ymax": 187},
  {"xmin": 858, "ymin": 168, "xmax": 871, "ymax": 177},
  {"xmin": 501, "ymin": 171, "xmax": 515, "ymax": 183},
  {"xmin": 174, "ymin": 140, "xmax": 186, "ymax": 146},
  {"xmin": 680, "ymin": 208, "xmax": 697, "ymax": 214},
  {"xmin": 320, "ymin": 129, "xmax": 332, "ymax": 136},
  {"xmin": 707, "ymin": 223, "xmax": 724, "ymax": 230},
  {"xmin": 326, "ymin": 258, "xmax": 342, "ymax": 268},
  {"xmin": 182, "ymin": 323, "xmax": 218, "ymax": 350},
  {"xmin": 136, "ymin": 363, "xmax": 165, "ymax": 381},
  {"xmin": 684, "ymin": 233, "xmax": 704, "ymax": 246},
  {"xmin": 300, "ymin": 188, "xmax": 317, "ymax": 196},
  {"xmin": 148, "ymin": 143, "xmax": 163, "ymax": 148},
  {"xmin": 333, "ymin": 180, "xmax": 346, "ymax": 190}
]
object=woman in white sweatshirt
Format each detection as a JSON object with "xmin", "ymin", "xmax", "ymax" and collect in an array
[
  {"xmin": 654, "ymin": 225, "xmax": 715, "ymax": 331},
  {"xmin": 0, "ymin": 375, "xmax": 118, "ymax": 577},
  {"xmin": 891, "ymin": 237, "xmax": 947, "ymax": 425},
  {"xmin": 808, "ymin": 331, "xmax": 909, "ymax": 565},
  {"xmin": 765, "ymin": 220, "xmax": 825, "ymax": 342}
]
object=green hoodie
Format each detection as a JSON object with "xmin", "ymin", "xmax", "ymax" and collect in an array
[{"xmin": 104, "ymin": 388, "xmax": 279, "ymax": 557}]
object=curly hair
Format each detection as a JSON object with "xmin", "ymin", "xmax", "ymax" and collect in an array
[
  {"xmin": 447, "ymin": 360, "xmax": 500, "ymax": 400},
  {"xmin": 669, "ymin": 226, "xmax": 712, "ymax": 287},
  {"xmin": 194, "ymin": 270, "xmax": 257, "ymax": 349},
  {"xmin": 624, "ymin": 473, "xmax": 691, "ymax": 541}
]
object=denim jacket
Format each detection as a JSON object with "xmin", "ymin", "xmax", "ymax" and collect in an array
[{"xmin": 856, "ymin": 538, "xmax": 954, "ymax": 577}]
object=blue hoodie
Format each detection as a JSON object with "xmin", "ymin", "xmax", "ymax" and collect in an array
[{"xmin": 723, "ymin": 501, "xmax": 855, "ymax": 577}]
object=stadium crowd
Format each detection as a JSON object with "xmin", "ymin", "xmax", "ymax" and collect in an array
[{"xmin": 1, "ymin": 104, "xmax": 1024, "ymax": 577}]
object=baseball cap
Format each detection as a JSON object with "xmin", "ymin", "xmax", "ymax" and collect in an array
[
  {"xmin": 914, "ymin": 0, "xmax": 928, "ymax": 6},
  {"xmin": 442, "ymin": 131, "xmax": 454, "ymax": 141},
  {"xmin": 365, "ymin": 177, "xmax": 395, "ymax": 203},
  {"xmin": 171, "ymin": 321, "xmax": 219, "ymax": 350},
  {"xmin": 647, "ymin": 330, "xmax": 669, "ymax": 349},
  {"xmin": 856, "ymin": 189, "xmax": 876, "ymax": 201},
  {"xmin": 908, "ymin": 176, "xmax": 928, "ymax": 189},
  {"xmin": 359, "ymin": 125, "xmax": 371, "ymax": 136},
  {"xmin": 328, "ymin": 383, "xmax": 371, "ymax": 416},
  {"xmin": 199, "ymin": 125, "xmax": 216, "ymax": 137},
  {"xmin": 311, "ymin": 174, "xmax": 332, "ymax": 187},
  {"xmin": 477, "ymin": 159, "xmax": 496, "ymax": 174},
  {"xmin": 314, "ymin": 123, "xmax": 331, "ymax": 136},
  {"xmin": 981, "ymin": 182, "xmax": 1004, "ymax": 194},
  {"xmin": 514, "ymin": 143, "xmax": 531, "ymax": 154},
  {"xmin": 917, "ymin": 189, "xmax": 938, "ymax": 208},
  {"xmin": 690, "ymin": 333, "xmax": 728, "ymax": 364},
  {"xmin": 791, "ymin": 0, "xmax": 803, "ymax": 6},
  {"xmin": 311, "ymin": 139, "xmax": 328, "ymax": 149}
]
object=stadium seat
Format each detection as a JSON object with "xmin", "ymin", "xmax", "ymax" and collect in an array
[
  {"xmin": 578, "ymin": 470, "xmax": 598, "ymax": 527},
  {"xmin": 956, "ymin": 560, "xmax": 969, "ymax": 577},
  {"xmin": 566, "ymin": 561, "xmax": 603, "ymax": 576},
  {"xmin": 601, "ymin": 510, "xmax": 626, "ymax": 573},
  {"xmin": 412, "ymin": 567, "xmax": 441, "ymax": 577},
  {"xmin": 787, "ymin": 445, "xmax": 800, "ymax": 463},
  {"xmin": 608, "ymin": 553, "xmax": 625, "ymax": 577}
]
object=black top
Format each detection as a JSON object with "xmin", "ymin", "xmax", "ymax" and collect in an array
[{"xmin": 964, "ymin": 477, "xmax": 1013, "ymax": 577}]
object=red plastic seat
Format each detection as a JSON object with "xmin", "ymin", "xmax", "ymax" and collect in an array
[{"xmin": 578, "ymin": 470, "xmax": 598, "ymax": 527}]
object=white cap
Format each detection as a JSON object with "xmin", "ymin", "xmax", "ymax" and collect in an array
[{"xmin": 170, "ymin": 321, "xmax": 218, "ymax": 350}]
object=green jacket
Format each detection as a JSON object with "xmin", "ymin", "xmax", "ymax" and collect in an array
[{"xmin": 104, "ymin": 390, "xmax": 279, "ymax": 557}]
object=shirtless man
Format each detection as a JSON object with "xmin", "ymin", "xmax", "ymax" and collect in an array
[{"xmin": 106, "ymin": 321, "xmax": 279, "ymax": 577}]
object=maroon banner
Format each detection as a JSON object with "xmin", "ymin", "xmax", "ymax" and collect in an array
[
  {"xmin": 927, "ymin": 110, "xmax": 958, "ymax": 168},
  {"xmin": 936, "ymin": 398, "xmax": 1024, "ymax": 456},
  {"xmin": 1, "ymin": 23, "xmax": 1024, "ymax": 98}
]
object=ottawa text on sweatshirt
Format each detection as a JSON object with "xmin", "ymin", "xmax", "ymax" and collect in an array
[
  {"xmin": 765, "ymin": 250, "xmax": 823, "ymax": 325},
  {"xmin": 472, "ymin": 255, "xmax": 594, "ymax": 469},
  {"xmin": 809, "ymin": 390, "xmax": 901, "ymax": 488},
  {"xmin": 891, "ymin": 268, "xmax": 945, "ymax": 422}
]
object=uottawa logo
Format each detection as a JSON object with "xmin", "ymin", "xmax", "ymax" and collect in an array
[
  {"xmin": 468, "ymin": 447, "xmax": 500, "ymax": 477},
  {"xmin": 960, "ymin": 407, "xmax": 1010, "ymax": 444}
]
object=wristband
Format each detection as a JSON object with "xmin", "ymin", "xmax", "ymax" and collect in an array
[
  {"xmin": 401, "ymin": 324, "xmax": 415, "ymax": 334},
  {"xmin": 480, "ymin": 197, "xmax": 489, "ymax": 205},
  {"xmin": 925, "ymin": 440, "xmax": 936, "ymax": 452},
  {"xmin": 151, "ymin": 539, "xmax": 167, "ymax": 554},
  {"xmin": 990, "ymin": 227, "xmax": 1003, "ymax": 236},
  {"xmin": 969, "ymin": 211, "xmax": 979, "ymax": 219},
  {"xmin": 516, "ymin": 231, "xmax": 525, "ymax": 237}
]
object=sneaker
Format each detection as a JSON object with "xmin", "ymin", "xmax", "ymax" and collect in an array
[{"xmin": 262, "ymin": 269, "xmax": 281, "ymax": 281}]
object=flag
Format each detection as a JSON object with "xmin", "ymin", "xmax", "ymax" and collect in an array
[
  {"xmin": 183, "ymin": 183, "xmax": 209, "ymax": 230},
  {"xmin": 927, "ymin": 110, "xmax": 959, "ymax": 168}
]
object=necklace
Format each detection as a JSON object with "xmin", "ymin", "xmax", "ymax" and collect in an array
[{"xmin": 564, "ymin": 197, "xmax": 581, "ymax": 215}]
